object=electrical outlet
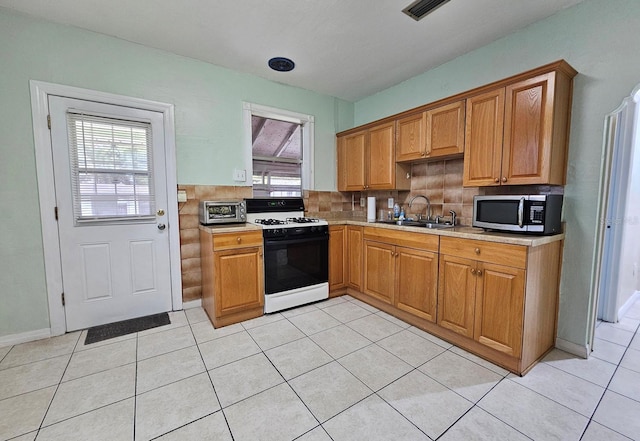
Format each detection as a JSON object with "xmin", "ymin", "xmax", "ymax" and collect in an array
[
  {"xmin": 360, "ymin": 197, "xmax": 366, "ymax": 207},
  {"xmin": 233, "ymin": 168, "xmax": 246, "ymax": 182},
  {"xmin": 177, "ymin": 190, "xmax": 187, "ymax": 202},
  {"xmin": 388, "ymin": 198, "xmax": 394, "ymax": 208}
]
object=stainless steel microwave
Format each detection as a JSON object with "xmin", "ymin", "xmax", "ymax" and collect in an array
[
  {"xmin": 472, "ymin": 194, "xmax": 563, "ymax": 235},
  {"xmin": 199, "ymin": 200, "xmax": 246, "ymax": 225}
]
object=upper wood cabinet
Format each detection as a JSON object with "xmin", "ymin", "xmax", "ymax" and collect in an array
[
  {"xmin": 464, "ymin": 67, "xmax": 575, "ymax": 187},
  {"xmin": 396, "ymin": 100, "xmax": 465, "ymax": 162},
  {"xmin": 463, "ymin": 89, "xmax": 505, "ymax": 186},
  {"xmin": 337, "ymin": 122, "xmax": 411, "ymax": 191}
]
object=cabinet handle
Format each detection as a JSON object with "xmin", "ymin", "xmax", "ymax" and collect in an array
[
  {"xmin": 477, "ymin": 269, "xmax": 483, "ymax": 276},
  {"xmin": 474, "ymin": 248, "xmax": 480, "ymax": 255},
  {"xmin": 236, "ymin": 237, "xmax": 242, "ymax": 244},
  {"xmin": 470, "ymin": 268, "xmax": 477, "ymax": 275},
  {"xmin": 494, "ymin": 178, "xmax": 499, "ymax": 183},
  {"xmin": 502, "ymin": 177, "xmax": 507, "ymax": 183}
]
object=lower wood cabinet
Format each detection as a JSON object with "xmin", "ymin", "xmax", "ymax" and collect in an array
[
  {"xmin": 329, "ymin": 225, "xmax": 347, "ymax": 294},
  {"xmin": 200, "ymin": 230, "xmax": 264, "ymax": 328},
  {"xmin": 438, "ymin": 248, "xmax": 525, "ymax": 358},
  {"xmin": 347, "ymin": 226, "xmax": 363, "ymax": 291},
  {"xmin": 343, "ymin": 225, "xmax": 562, "ymax": 375},
  {"xmin": 362, "ymin": 227, "xmax": 438, "ymax": 322}
]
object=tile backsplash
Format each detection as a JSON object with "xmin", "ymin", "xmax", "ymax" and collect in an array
[
  {"xmin": 179, "ymin": 168, "xmax": 562, "ymax": 303},
  {"xmin": 177, "ymin": 185, "xmax": 252, "ymax": 302}
]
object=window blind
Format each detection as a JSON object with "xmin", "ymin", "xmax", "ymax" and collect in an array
[{"xmin": 66, "ymin": 111, "xmax": 155, "ymax": 222}]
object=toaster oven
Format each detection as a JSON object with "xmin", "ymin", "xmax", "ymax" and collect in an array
[{"xmin": 199, "ymin": 200, "xmax": 246, "ymax": 225}]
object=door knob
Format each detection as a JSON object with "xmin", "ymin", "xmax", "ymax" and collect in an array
[
  {"xmin": 157, "ymin": 223, "xmax": 166, "ymax": 230},
  {"xmin": 157, "ymin": 209, "xmax": 165, "ymax": 216}
]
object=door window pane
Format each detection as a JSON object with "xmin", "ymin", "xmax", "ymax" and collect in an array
[{"xmin": 67, "ymin": 112, "xmax": 155, "ymax": 221}]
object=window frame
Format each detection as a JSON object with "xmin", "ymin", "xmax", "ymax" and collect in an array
[{"xmin": 242, "ymin": 102, "xmax": 315, "ymax": 193}]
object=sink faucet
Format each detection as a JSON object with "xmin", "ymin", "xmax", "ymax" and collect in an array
[
  {"xmin": 449, "ymin": 210, "xmax": 457, "ymax": 226},
  {"xmin": 408, "ymin": 195, "xmax": 431, "ymax": 222}
]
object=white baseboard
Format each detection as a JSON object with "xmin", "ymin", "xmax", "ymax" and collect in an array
[
  {"xmin": 555, "ymin": 338, "xmax": 589, "ymax": 359},
  {"xmin": 182, "ymin": 299, "xmax": 202, "ymax": 310},
  {"xmin": 0, "ymin": 328, "xmax": 52, "ymax": 348},
  {"xmin": 618, "ymin": 290, "xmax": 640, "ymax": 320}
]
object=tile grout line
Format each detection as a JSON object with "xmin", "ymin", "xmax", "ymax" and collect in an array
[
  {"xmin": 190, "ymin": 317, "xmax": 238, "ymax": 441},
  {"xmin": 33, "ymin": 331, "xmax": 82, "ymax": 439},
  {"xmin": 577, "ymin": 323, "xmax": 640, "ymax": 440}
]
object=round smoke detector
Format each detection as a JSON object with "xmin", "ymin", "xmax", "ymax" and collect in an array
[{"xmin": 268, "ymin": 57, "xmax": 295, "ymax": 72}]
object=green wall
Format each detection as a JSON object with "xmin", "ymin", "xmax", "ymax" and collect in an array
[
  {"xmin": 0, "ymin": 7, "xmax": 353, "ymax": 337},
  {"xmin": 3, "ymin": 0, "xmax": 638, "ymax": 350},
  {"xmin": 353, "ymin": 0, "xmax": 640, "ymax": 347}
]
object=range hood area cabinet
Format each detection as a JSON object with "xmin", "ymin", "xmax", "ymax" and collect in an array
[
  {"xmin": 463, "ymin": 67, "xmax": 576, "ymax": 187},
  {"xmin": 396, "ymin": 100, "xmax": 465, "ymax": 162},
  {"xmin": 337, "ymin": 122, "xmax": 411, "ymax": 191},
  {"xmin": 336, "ymin": 60, "xmax": 576, "ymax": 190}
]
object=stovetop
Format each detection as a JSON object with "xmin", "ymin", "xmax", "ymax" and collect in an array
[{"xmin": 245, "ymin": 197, "xmax": 327, "ymax": 229}]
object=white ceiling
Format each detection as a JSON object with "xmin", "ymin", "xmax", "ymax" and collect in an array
[{"xmin": 0, "ymin": 0, "xmax": 584, "ymax": 101}]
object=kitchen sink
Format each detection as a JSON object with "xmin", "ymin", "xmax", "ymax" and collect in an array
[{"xmin": 376, "ymin": 220, "xmax": 455, "ymax": 229}]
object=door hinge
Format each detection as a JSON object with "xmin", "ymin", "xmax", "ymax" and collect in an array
[
  {"xmin": 54, "ymin": 206, "xmax": 59, "ymax": 220},
  {"xmin": 47, "ymin": 114, "xmax": 51, "ymax": 130},
  {"xmin": 61, "ymin": 292, "xmax": 65, "ymax": 306}
]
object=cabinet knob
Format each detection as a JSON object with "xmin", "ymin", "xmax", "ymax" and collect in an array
[
  {"xmin": 236, "ymin": 237, "xmax": 242, "ymax": 244},
  {"xmin": 421, "ymin": 152, "xmax": 426, "ymax": 157},
  {"xmin": 502, "ymin": 177, "xmax": 507, "ymax": 183},
  {"xmin": 470, "ymin": 268, "xmax": 477, "ymax": 275},
  {"xmin": 474, "ymin": 248, "xmax": 480, "ymax": 255},
  {"xmin": 494, "ymin": 178, "xmax": 499, "ymax": 183},
  {"xmin": 477, "ymin": 269, "xmax": 483, "ymax": 276}
]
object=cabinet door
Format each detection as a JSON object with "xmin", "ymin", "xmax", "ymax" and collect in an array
[
  {"xmin": 329, "ymin": 225, "xmax": 347, "ymax": 292},
  {"xmin": 342, "ymin": 131, "xmax": 367, "ymax": 191},
  {"xmin": 437, "ymin": 254, "xmax": 476, "ymax": 337},
  {"xmin": 474, "ymin": 262, "xmax": 525, "ymax": 357},
  {"xmin": 363, "ymin": 240, "xmax": 395, "ymax": 305},
  {"xmin": 396, "ymin": 112, "xmax": 426, "ymax": 162},
  {"xmin": 395, "ymin": 247, "xmax": 438, "ymax": 322},
  {"xmin": 367, "ymin": 122, "xmax": 396, "ymax": 189},
  {"xmin": 347, "ymin": 226, "xmax": 363, "ymax": 290},
  {"xmin": 214, "ymin": 246, "xmax": 264, "ymax": 317},
  {"xmin": 502, "ymin": 73, "xmax": 555, "ymax": 185},
  {"xmin": 426, "ymin": 100, "xmax": 465, "ymax": 158},
  {"xmin": 463, "ymin": 89, "xmax": 505, "ymax": 187}
]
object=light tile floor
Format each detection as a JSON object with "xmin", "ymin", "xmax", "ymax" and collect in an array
[{"xmin": 1, "ymin": 295, "xmax": 640, "ymax": 441}]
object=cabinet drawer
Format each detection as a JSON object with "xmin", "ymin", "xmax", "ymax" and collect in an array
[
  {"xmin": 213, "ymin": 231, "xmax": 263, "ymax": 250},
  {"xmin": 363, "ymin": 227, "xmax": 439, "ymax": 252},
  {"xmin": 440, "ymin": 237, "xmax": 526, "ymax": 269}
]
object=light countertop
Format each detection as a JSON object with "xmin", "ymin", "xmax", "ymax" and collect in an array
[{"xmin": 328, "ymin": 219, "xmax": 564, "ymax": 247}]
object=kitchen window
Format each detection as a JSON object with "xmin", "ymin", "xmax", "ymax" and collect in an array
[{"xmin": 243, "ymin": 102, "xmax": 314, "ymax": 197}]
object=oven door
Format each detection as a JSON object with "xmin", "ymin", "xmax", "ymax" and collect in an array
[{"xmin": 263, "ymin": 234, "xmax": 329, "ymax": 295}]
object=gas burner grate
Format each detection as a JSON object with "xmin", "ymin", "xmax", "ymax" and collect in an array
[
  {"xmin": 286, "ymin": 217, "xmax": 320, "ymax": 224},
  {"xmin": 254, "ymin": 218, "xmax": 287, "ymax": 226}
]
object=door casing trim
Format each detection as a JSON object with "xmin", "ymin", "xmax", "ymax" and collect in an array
[{"xmin": 30, "ymin": 80, "xmax": 182, "ymax": 336}]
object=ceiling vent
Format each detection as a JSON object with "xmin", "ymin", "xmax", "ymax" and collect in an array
[{"xmin": 402, "ymin": 0, "xmax": 451, "ymax": 21}]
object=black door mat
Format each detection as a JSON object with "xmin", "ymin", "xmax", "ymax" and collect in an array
[{"xmin": 84, "ymin": 312, "xmax": 170, "ymax": 345}]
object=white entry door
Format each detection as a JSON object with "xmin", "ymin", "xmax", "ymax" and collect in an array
[{"xmin": 49, "ymin": 96, "xmax": 173, "ymax": 331}]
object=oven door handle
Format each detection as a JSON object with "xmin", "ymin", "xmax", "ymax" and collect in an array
[{"xmin": 264, "ymin": 235, "xmax": 329, "ymax": 247}]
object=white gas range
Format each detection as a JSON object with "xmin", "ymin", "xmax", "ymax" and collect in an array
[{"xmin": 245, "ymin": 198, "xmax": 329, "ymax": 313}]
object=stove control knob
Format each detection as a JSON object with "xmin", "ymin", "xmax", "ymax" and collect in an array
[{"xmin": 310, "ymin": 226, "xmax": 317, "ymax": 233}]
